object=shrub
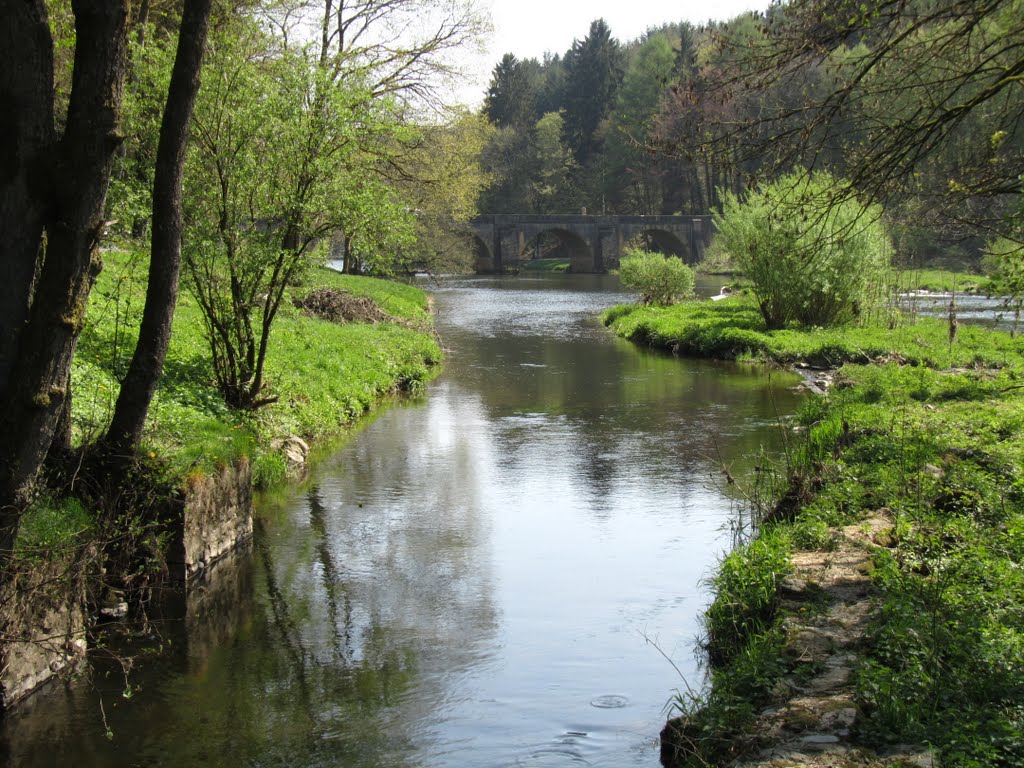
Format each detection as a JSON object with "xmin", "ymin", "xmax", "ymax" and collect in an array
[
  {"xmin": 712, "ymin": 169, "xmax": 892, "ymax": 329},
  {"xmin": 618, "ymin": 248, "xmax": 695, "ymax": 306}
]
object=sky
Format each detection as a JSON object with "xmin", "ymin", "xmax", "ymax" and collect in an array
[{"xmin": 455, "ymin": 0, "xmax": 770, "ymax": 106}]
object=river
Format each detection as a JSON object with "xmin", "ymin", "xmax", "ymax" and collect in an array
[{"xmin": 0, "ymin": 274, "xmax": 803, "ymax": 767}]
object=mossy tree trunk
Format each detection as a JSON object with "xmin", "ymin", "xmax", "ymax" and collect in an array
[{"xmin": 0, "ymin": 0, "xmax": 131, "ymax": 561}]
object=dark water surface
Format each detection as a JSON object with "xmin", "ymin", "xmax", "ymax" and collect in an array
[{"xmin": 1, "ymin": 274, "xmax": 804, "ymax": 767}]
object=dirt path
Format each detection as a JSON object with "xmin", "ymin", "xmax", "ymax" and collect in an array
[{"xmin": 730, "ymin": 515, "xmax": 934, "ymax": 768}]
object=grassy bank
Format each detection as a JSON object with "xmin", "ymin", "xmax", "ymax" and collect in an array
[
  {"xmin": 603, "ymin": 295, "xmax": 1024, "ymax": 369},
  {"xmin": 613, "ymin": 300, "xmax": 1024, "ymax": 766},
  {"xmin": 890, "ymin": 267, "xmax": 989, "ymax": 294},
  {"xmin": 71, "ymin": 248, "xmax": 442, "ymax": 489}
]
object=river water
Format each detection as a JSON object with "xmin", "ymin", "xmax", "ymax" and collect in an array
[{"xmin": 0, "ymin": 274, "xmax": 803, "ymax": 768}]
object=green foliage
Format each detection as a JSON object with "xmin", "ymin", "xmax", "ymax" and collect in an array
[
  {"xmin": 531, "ymin": 111, "xmax": 577, "ymax": 214},
  {"xmin": 893, "ymin": 268, "xmax": 987, "ymax": 294},
  {"xmin": 250, "ymin": 450, "xmax": 287, "ymax": 491},
  {"xmin": 16, "ymin": 497, "xmax": 93, "ymax": 556},
  {"xmin": 562, "ymin": 19, "xmax": 623, "ymax": 166},
  {"xmin": 697, "ymin": 237, "xmax": 738, "ymax": 274},
  {"xmin": 390, "ymin": 110, "xmax": 494, "ymax": 275},
  {"xmin": 704, "ymin": 528, "xmax": 791, "ymax": 666},
  {"xmin": 617, "ymin": 248, "xmax": 695, "ymax": 306},
  {"xmin": 662, "ymin": 348, "xmax": 1024, "ymax": 764},
  {"xmin": 483, "ymin": 53, "xmax": 536, "ymax": 129},
  {"xmin": 181, "ymin": 18, "xmax": 417, "ymax": 409},
  {"xmin": 665, "ymin": 626, "xmax": 787, "ymax": 766},
  {"xmin": 521, "ymin": 257, "xmax": 571, "ymax": 273},
  {"xmin": 712, "ymin": 170, "xmax": 893, "ymax": 329},
  {"xmin": 981, "ymin": 236, "xmax": 1024, "ymax": 335},
  {"xmin": 604, "ymin": 31, "xmax": 677, "ymax": 213}
]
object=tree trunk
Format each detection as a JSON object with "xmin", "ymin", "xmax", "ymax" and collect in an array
[
  {"xmin": 0, "ymin": 0, "xmax": 130, "ymax": 559},
  {"xmin": 105, "ymin": 0, "xmax": 213, "ymax": 455},
  {"xmin": 0, "ymin": 1, "xmax": 55, "ymax": 401}
]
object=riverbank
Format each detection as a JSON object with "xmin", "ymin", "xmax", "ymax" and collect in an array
[
  {"xmin": 605, "ymin": 297, "xmax": 1024, "ymax": 767},
  {"xmin": 4, "ymin": 248, "xmax": 442, "ymax": 707},
  {"xmin": 71, "ymin": 249, "xmax": 442, "ymax": 484}
]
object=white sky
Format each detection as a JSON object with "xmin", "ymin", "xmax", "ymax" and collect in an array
[{"xmin": 455, "ymin": 0, "xmax": 770, "ymax": 106}]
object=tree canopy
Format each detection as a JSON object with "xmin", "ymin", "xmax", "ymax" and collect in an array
[{"xmin": 474, "ymin": 2, "xmax": 1024, "ymax": 266}]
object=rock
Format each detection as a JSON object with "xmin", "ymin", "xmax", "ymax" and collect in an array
[
  {"xmin": 879, "ymin": 745, "xmax": 936, "ymax": 767},
  {"xmin": 779, "ymin": 576, "xmax": 808, "ymax": 599},
  {"xmin": 800, "ymin": 733, "xmax": 841, "ymax": 746},
  {"xmin": 99, "ymin": 602, "xmax": 129, "ymax": 620},
  {"xmin": 271, "ymin": 435, "xmax": 309, "ymax": 471},
  {"xmin": 785, "ymin": 625, "xmax": 834, "ymax": 661}
]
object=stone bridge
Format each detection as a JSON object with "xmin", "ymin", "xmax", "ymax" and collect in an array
[{"xmin": 469, "ymin": 214, "xmax": 714, "ymax": 273}]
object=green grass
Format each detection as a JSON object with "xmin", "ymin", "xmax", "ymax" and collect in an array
[
  {"xmin": 664, "ymin": 362, "xmax": 1024, "ymax": 766},
  {"xmin": 602, "ymin": 294, "xmax": 1024, "ymax": 369},
  {"xmin": 890, "ymin": 267, "xmax": 988, "ymax": 294},
  {"xmin": 15, "ymin": 496, "xmax": 94, "ymax": 558},
  {"xmin": 521, "ymin": 257, "xmax": 571, "ymax": 272},
  {"xmin": 74, "ymin": 249, "xmax": 442, "ymax": 481},
  {"xmin": 633, "ymin": 289, "xmax": 1024, "ymax": 765}
]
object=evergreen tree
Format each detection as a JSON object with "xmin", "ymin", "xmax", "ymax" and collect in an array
[
  {"xmin": 561, "ymin": 19, "xmax": 623, "ymax": 165},
  {"xmin": 483, "ymin": 53, "xmax": 535, "ymax": 129}
]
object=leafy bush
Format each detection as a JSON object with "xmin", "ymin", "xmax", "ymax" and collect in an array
[
  {"xmin": 618, "ymin": 248, "xmax": 695, "ymax": 306},
  {"xmin": 713, "ymin": 169, "xmax": 892, "ymax": 329}
]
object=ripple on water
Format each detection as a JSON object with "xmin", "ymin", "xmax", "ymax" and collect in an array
[
  {"xmin": 516, "ymin": 747, "xmax": 592, "ymax": 766},
  {"xmin": 589, "ymin": 694, "xmax": 629, "ymax": 709}
]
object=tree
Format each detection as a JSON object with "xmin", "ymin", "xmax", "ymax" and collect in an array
[
  {"xmin": 680, "ymin": 0, "xmax": 1024, "ymax": 241},
  {"xmin": 605, "ymin": 31, "xmax": 675, "ymax": 213},
  {"xmin": 652, "ymin": 16, "xmax": 779, "ymax": 215},
  {"xmin": 982, "ymin": 235, "xmax": 1024, "ymax": 335},
  {"xmin": 0, "ymin": 1, "xmax": 131, "ymax": 558},
  {"xmin": 104, "ymin": 0, "xmax": 214, "ymax": 454},
  {"xmin": 334, "ymin": 174, "xmax": 417, "ymax": 276},
  {"xmin": 562, "ymin": 19, "xmax": 623, "ymax": 165},
  {"xmin": 483, "ymin": 53, "xmax": 536, "ymax": 129},
  {"xmin": 532, "ymin": 111, "xmax": 578, "ymax": 213},
  {"xmin": 393, "ymin": 110, "xmax": 493, "ymax": 274},
  {"xmin": 713, "ymin": 170, "xmax": 892, "ymax": 329},
  {"xmin": 271, "ymin": 0, "xmax": 489, "ymax": 106},
  {"xmin": 478, "ymin": 125, "xmax": 539, "ymax": 213},
  {"xmin": 182, "ymin": 20, "xmax": 380, "ymax": 409}
]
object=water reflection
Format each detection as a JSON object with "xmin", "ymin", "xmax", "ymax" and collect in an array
[{"xmin": 0, "ymin": 273, "xmax": 803, "ymax": 768}]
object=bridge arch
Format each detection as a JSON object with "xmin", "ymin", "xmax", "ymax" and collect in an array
[
  {"xmin": 623, "ymin": 227, "xmax": 693, "ymax": 265},
  {"xmin": 469, "ymin": 214, "xmax": 714, "ymax": 274},
  {"xmin": 471, "ymin": 233, "xmax": 496, "ymax": 273},
  {"xmin": 519, "ymin": 227, "xmax": 594, "ymax": 272}
]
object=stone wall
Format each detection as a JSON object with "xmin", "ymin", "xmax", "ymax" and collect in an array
[
  {"xmin": 175, "ymin": 458, "xmax": 254, "ymax": 580},
  {"xmin": 0, "ymin": 557, "xmax": 86, "ymax": 709},
  {"xmin": 0, "ymin": 457, "xmax": 254, "ymax": 710}
]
